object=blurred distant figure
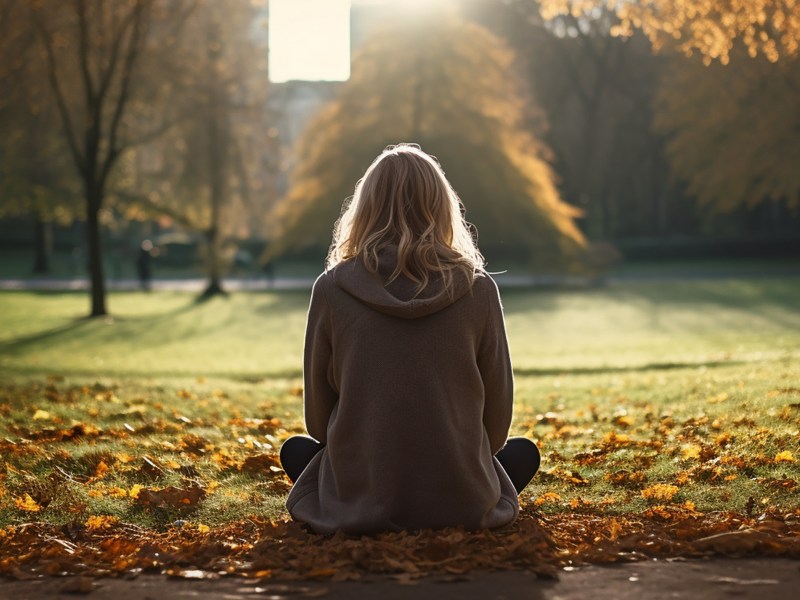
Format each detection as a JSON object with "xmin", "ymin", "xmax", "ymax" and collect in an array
[
  {"xmin": 137, "ymin": 240, "xmax": 154, "ymax": 291},
  {"xmin": 262, "ymin": 259, "xmax": 275, "ymax": 287},
  {"xmin": 69, "ymin": 246, "xmax": 84, "ymax": 278}
]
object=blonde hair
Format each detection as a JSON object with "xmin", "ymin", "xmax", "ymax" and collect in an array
[{"xmin": 327, "ymin": 144, "xmax": 484, "ymax": 297}]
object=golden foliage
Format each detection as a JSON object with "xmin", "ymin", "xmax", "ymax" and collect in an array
[
  {"xmin": 539, "ymin": 1, "xmax": 800, "ymax": 63},
  {"xmin": 654, "ymin": 52, "xmax": 800, "ymax": 212},
  {"xmin": 270, "ymin": 15, "xmax": 585, "ymax": 269}
]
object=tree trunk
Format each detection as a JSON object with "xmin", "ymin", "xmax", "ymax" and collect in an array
[
  {"xmin": 86, "ymin": 191, "xmax": 107, "ymax": 317},
  {"xmin": 199, "ymin": 227, "xmax": 226, "ymax": 299},
  {"xmin": 200, "ymin": 45, "xmax": 227, "ymax": 301},
  {"xmin": 33, "ymin": 216, "xmax": 52, "ymax": 274}
]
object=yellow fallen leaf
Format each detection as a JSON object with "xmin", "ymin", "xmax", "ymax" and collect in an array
[
  {"xmin": 774, "ymin": 451, "xmax": 796, "ymax": 463},
  {"xmin": 94, "ymin": 461, "xmax": 110, "ymax": 478},
  {"xmin": 681, "ymin": 443, "xmax": 702, "ymax": 460},
  {"xmin": 706, "ymin": 393, "xmax": 729, "ymax": 404},
  {"xmin": 603, "ymin": 431, "xmax": 630, "ymax": 446},
  {"xmin": 15, "ymin": 493, "xmax": 42, "ymax": 512},
  {"xmin": 129, "ymin": 484, "xmax": 143, "ymax": 499},
  {"xmin": 607, "ymin": 518, "xmax": 623, "ymax": 540},
  {"xmin": 32, "ymin": 409, "xmax": 51, "ymax": 420},
  {"xmin": 533, "ymin": 492, "xmax": 561, "ymax": 506},
  {"xmin": 641, "ymin": 484, "xmax": 679, "ymax": 501},
  {"xmin": 613, "ymin": 415, "xmax": 635, "ymax": 428},
  {"xmin": 85, "ymin": 515, "xmax": 119, "ymax": 530},
  {"xmin": 197, "ymin": 523, "xmax": 210, "ymax": 533},
  {"xmin": 714, "ymin": 433, "xmax": 733, "ymax": 447},
  {"xmin": 108, "ymin": 487, "xmax": 129, "ymax": 498},
  {"xmin": 569, "ymin": 497, "xmax": 593, "ymax": 509}
]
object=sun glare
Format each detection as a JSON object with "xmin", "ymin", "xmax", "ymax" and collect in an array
[
  {"xmin": 269, "ymin": 0, "xmax": 455, "ymax": 83},
  {"xmin": 268, "ymin": 0, "xmax": 351, "ymax": 83}
]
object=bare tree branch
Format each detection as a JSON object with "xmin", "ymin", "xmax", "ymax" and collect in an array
[
  {"xmin": 100, "ymin": 0, "xmax": 150, "ymax": 189},
  {"xmin": 30, "ymin": 8, "xmax": 85, "ymax": 176},
  {"xmin": 118, "ymin": 115, "xmax": 188, "ymax": 151},
  {"xmin": 95, "ymin": 3, "xmax": 141, "ymax": 108},
  {"xmin": 115, "ymin": 190, "xmax": 201, "ymax": 230},
  {"xmin": 75, "ymin": 0, "xmax": 96, "ymax": 107}
]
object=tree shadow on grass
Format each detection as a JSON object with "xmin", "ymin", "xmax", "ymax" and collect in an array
[
  {"xmin": 0, "ymin": 363, "xmax": 303, "ymax": 381},
  {"xmin": 514, "ymin": 358, "xmax": 751, "ymax": 378},
  {"xmin": 615, "ymin": 279, "xmax": 800, "ymax": 331},
  {"xmin": 0, "ymin": 318, "xmax": 92, "ymax": 354},
  {"xmin": 0, "ymin": 297, "xmax": 201, "ymax": 357}
]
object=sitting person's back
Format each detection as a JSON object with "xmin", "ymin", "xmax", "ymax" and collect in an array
[{"xmin": 280, "ymin": 144, "xmax": 539, "ymax": 535}]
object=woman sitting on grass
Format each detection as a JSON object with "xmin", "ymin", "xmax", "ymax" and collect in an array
[{"xmin": 279, "ymin": 144, "xmax": 540, "ymax": 535}]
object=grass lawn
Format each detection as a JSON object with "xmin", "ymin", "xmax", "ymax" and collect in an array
[{"xmin": 0, "ymin": 278, "xmax": 799, "ymax": 577}]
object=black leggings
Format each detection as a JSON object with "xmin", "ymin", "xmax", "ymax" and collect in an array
[{"xmin": 279, "ymin": 435, "xmax": 540, "ymax": 495}]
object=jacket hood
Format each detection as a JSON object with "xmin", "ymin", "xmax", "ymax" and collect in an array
[{"xmin": 331, "ymin": 247, "xmax": 473, "ymax": 319}]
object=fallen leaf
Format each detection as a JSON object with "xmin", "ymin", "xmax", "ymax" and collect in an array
[
  {"xmin": 240, "ymin": 454, "xmax": 281, "ymax": 474},
  {"xmin": 533, "ymin": 492, "xmax": 562, "ymax": 506},
  {"xmin": 135, "ymin": 485, "xmax": 206, "ymax": 512},
  {"xmin": 14, "ymin": 494, "xmax": 42, "ymax": 512},
  {"xmin": 85, "ymin": 516, "xmax": 119, "ymax": 531},
  {"xmin": 641, "ymin": 484, "xmax": 679, "ymax": 502},
  {"xmin": 681, "ymin": 444, "xmax": 701, "ymax": 460}
]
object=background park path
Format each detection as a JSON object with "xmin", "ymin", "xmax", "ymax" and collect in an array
[
  {"xmin": 1, "ymin": 558, "xmax": 798, "ymax": 599},
  {"xmin": 2, "ymin": 264, "xmax": 800, "ymax": 292}
]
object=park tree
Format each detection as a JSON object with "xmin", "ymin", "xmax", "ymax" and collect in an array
[
  {"xmin": 528, "ymin": 0, "xmax": 800, "ymax": 229},
  {"xmin": 654, "ymin": 51, "xmax": 800, "ymax": 214},
  {"xmin": 12, "ymin": 0, "xmax": 193, "ymax": 316},
  {"xmin": 473, "ymin": 1, "xmax": 675, "ymax": 239},
  {"xmin": 462, "ymin": 0, "xmax": 702, "ymax": 242},
  {"xmin": 0, "ymin": 5, "xmax": 81, "ymax": 273},
  {"xmin": 121, "ymin": 0, "xmax": 275, "ymax": 298},
  {"xmin": 538, "ymin": 0, "xmax": 800, "ymax": 64},
  {"xmin": 272, "ymin": 13, "xmax": 586, "ymax": 271}
]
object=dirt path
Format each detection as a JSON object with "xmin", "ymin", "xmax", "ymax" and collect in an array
[
  {"xmin": 2, "ymin": 266, "xmax": 800, "ymax": 293},
  {"xmin": 2, "ymin": 558, "xmax": 798, "ymax": 600}
]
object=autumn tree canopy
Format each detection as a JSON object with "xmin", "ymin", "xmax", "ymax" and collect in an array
[
  {"xmin": 272, "ymin": 13, "xmax": 586, "ymax": 270},
  {"xmin": 538, "ymin": 0, "xmax": 800, "ymax": 64},
  {"xmin": 655, "ymin": 52, "xmax": 800, "ymax": 213}
]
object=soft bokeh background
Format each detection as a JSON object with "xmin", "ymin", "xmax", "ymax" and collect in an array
[{"xmin": 1, "ymin": 0, "xmax": 798, "ymax": 307}]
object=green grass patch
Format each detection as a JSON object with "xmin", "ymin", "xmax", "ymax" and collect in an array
[{"xmin": 0, "ymin": 279, "xmax": 799, "ymax": 529}]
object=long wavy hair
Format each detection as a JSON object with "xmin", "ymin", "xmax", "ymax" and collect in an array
[{"xmin": 326, "ymin": 144, "xmax": 484, "ymax": 297}]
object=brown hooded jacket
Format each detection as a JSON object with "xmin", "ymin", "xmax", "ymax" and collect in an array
[{"xmin": 286, "ymin": 249, "xmax": 518, "ymax": 534}]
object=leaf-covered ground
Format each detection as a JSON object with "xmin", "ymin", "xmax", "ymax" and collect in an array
[{"xmin": 1, "ymin": 279, "xmax": 799, "ymax": 579}]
